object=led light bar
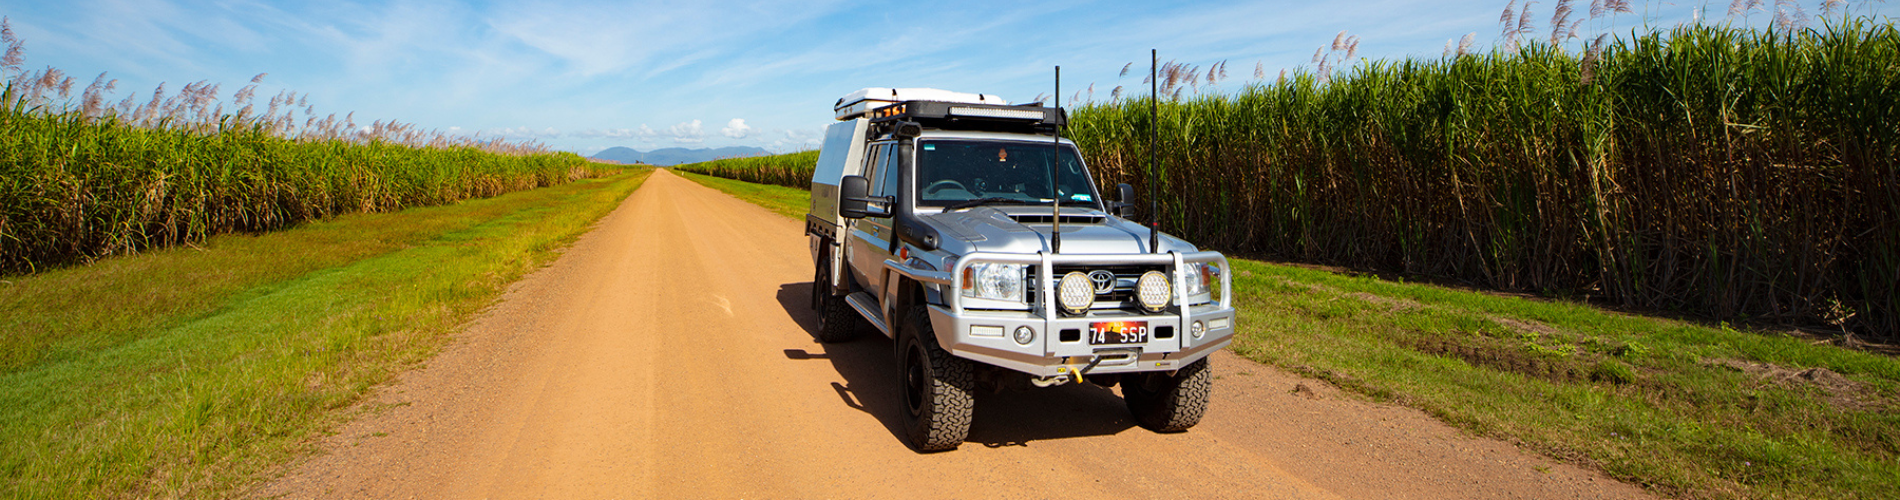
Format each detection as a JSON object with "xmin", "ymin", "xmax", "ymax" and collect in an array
[
  {"xmin": 862, "ymin": 100, "xmax": 1065, "ymax": 134},
  {"xmin": 948, "ymin": 106, "xmax": 1045, "ymax": 120}
]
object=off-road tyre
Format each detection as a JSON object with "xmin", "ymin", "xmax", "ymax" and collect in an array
[
  {"xmin": 813, "ymin": 253, "xmax": 860, "ymax": 343},
  {"xmin": 1123, "ymin": 357, "xmax": 1211, "ymax": 433},
  {"xmin": 898, "ymin": 307, "xmax": 975, "ymax": 452}
]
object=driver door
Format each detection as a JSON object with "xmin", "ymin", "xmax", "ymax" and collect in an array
[{"xmin": 847, "ymin": 143, "xmax": 899, "ymax": 299}]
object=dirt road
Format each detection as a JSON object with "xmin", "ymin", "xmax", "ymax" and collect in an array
[{"xmin": 259, "ymin": 170, "xmax": 1653, "ymax": 499}]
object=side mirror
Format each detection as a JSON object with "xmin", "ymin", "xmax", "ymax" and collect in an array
[
  {"xmin": 1115, "ymin": 183, "xmax": 1136, "ymax": 217},
  {"xmin": 838, "ymin": 175, "xmax": 891, "ymax": 219},
  {"xmin": 839, "ymin": 175, "xmax": 871, "ymax": 219}
]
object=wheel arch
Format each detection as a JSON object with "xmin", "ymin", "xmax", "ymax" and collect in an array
[
  {"xmin": 891, "ymin": 277, "xmax": 940, "ymax": 348},
  {"xmin": 814, "ymin": 236, "xmax": 851, "ymax": 297}
]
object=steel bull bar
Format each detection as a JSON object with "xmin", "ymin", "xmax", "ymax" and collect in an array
[{"xmin": 881, "ymin": 251, "xmax": 1236, "ymax": 379}]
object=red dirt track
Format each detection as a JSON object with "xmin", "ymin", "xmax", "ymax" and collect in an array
[{"xmin": 257, "ymin": 170, "xmax": 1653, "ymax": 499}]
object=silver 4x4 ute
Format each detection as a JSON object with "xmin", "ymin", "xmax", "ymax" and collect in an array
[{"xmin": 806, "ymin": 88, "xmax": 1236, "ymax": 452}]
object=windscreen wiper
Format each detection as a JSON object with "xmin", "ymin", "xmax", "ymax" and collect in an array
[{"xmin": 943, "ymin": 197, "xmax": 1034, "ymax": 211}]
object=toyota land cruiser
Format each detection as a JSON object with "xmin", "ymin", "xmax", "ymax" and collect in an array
[{"xmin": 805, "ymin": 88, "xmax": 1236, "ymax": 451}]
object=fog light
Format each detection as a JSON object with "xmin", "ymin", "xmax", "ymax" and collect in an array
[
  {"xmin": 1136, "ymin": 271, "xmax": 1171, "ymax": 313},
  {"xmin": 1013, "ymin": 326, "xmax": 1035, "ymax": 345},
  {"xmin": 1057, "ymin": 272, "xmax": 1094, "ymax": 315},
  {"xmin": 1190, "ymin": 320, "xmax": 1206, "ymax": 339}
]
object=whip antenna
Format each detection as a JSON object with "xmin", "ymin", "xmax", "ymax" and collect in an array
[
  {"xmin": 1050, "ymin": 65, "xmax": 1063, "ymax": 254},
  {"xmin": 1149, "ymin": 49, "xmax": 1160, "ymax": 254}
]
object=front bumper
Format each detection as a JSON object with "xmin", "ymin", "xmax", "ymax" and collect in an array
[
  {"xmin": 927, "ymin": 303, "xmax": 1235, "ymax": 377},
  {"xmin": 888, "ymin": 251, "xmax": 1236, "ymax": 377}
]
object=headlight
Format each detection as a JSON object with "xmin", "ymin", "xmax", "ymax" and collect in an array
[
  {"xmin": 960, "ymin": 262, "xmax": 1024, "ymax": 302},
  {"xmin": 1184, "ymin": 263, "xmax": 1218, "ymax": 297},
  {"xmin": 1057, "ymin": 271, "xmax": 1095, "ymax": 315},
  {"xmin": 1136, "ymin": 270, "xmax": 1170, "ymax": 313}
]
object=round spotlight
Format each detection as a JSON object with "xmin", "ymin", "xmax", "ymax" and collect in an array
[
  {"xmin": 1057, "ymin": 271, "xmax": 1095, "ymax": 315},
  {"xmin": 1136, "ymin": 270, "xmax": 1171, "ymax": 313},
  {"xmin": 1013, "ymin": 326, "xmax": 1036, "ymax": 345},
  {"xmin": 1191, "ymin": 320, "xmax": 1207, "ymax": 339}
]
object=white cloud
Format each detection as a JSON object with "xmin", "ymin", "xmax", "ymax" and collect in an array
[
  {"xmin": 721, "ymin": 118, "xmax": 751, "ymax": 139},
  {"xmin": 484, "ymin": 126, "xmax": 562, "ymax": 139},
  {"xmin": 667, "ymin": 119, "xmax": 704, "ymax": 143},
  {"xmin": 767, "ymin": 125, "xmax": 826, "ymax": 152},
  {"xmin": 572, "ymin": 125, "xmax": 658, "ymax": 140}
]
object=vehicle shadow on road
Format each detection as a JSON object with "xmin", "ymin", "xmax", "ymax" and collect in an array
[{"xmin": 777, "ymin": 283, "xmax": 1138, "ymax": 450}]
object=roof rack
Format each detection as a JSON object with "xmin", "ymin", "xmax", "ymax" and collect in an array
[
  {"xmin": 867, "ymin": 100, "xmax": 1066, "ymax": 136},
  {"xmin": 834, "ymin": 87, "xmax": 1006, "ymax": 120}
]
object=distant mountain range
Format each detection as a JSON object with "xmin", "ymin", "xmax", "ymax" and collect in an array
[{"xmin": 591, "ymin": 146, "xmax": 771, "ymax": 166}]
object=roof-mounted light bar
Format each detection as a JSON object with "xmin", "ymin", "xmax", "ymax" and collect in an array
[{"xmin": 948, "ymin": 106, "xmax": 1045, "ymax": 120}]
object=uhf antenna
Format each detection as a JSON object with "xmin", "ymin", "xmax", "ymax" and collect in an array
[
  {"xmin": 1149, "ymin": 49, "xmax": 1160, "ymax": 254},
  {"xmin": 1050, "ymin": 65, "xmax": 1063, "ymax": 254}
]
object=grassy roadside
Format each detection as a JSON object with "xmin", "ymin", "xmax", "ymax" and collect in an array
[
  {"xmin": 0, "ymin": 167, "xmax": 653, "ymax": 499},
  {"xmin": 682, "ymin": 172, "xmax": 1900, "ymax": 500},
  {"xmin": 674, "ymin": 169, "xmax": 811, "ymax": 219},
  {"xmin": 672, "ymin": 150, "xmax": 817, "ymax": 189}
]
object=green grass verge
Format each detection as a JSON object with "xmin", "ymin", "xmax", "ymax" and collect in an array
[
  {"xmin": 672, "ymin": 150, "xmax": 816, "ymax": 189},
  {"xmin": 673, "ymin": 169, "xmax": 810, "ymax": 220},
  {"xmin": 1228, "ymin": 263, "xmax": 1899, "ymax": 500},
  {"xmin": 0, "ymin": 167, "xmax": 653, "ymax": 499},
  {"xmin": 687, "ymin": 175, "xmax": 1900, "ymax": 500}
]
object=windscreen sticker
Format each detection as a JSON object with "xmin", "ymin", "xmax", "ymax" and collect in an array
[
  {"xmin": 923, "ymin": 144, "xmax": 936, "ymax": 150},
  {"xmin": 1072, "ymin": 193, "xmax": 1093, "ymax": 202}
]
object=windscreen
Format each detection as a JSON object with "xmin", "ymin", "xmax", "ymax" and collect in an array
[{"xmin": 914, "ymin": 139, "xmax": 1101, "ymax": 209}]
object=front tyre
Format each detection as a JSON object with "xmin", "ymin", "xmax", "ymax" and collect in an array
[
  {"xmin": 1122, "ymin": 357, "xmax": 1211, "ymax": 432},
  {"xmin": 813, "ymin": 252, "xmax": 859, "ymax": 343},
  {"xmin": 899, "ymin": 307, "xmax": 975, "ymax": 452}
]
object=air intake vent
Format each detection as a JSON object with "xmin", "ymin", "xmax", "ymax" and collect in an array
[{"xmin": 1010, "ymin": 214, "xmax": 1103, "ymax": 225}]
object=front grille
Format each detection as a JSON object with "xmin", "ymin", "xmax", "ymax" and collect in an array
[{"xmin": 1026, "ymin": 264, "xmax": 1169, "ymax": 314}]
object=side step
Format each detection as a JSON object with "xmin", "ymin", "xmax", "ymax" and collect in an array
[{"xmin": 844, "ymin": 292, "xmax": 894, "ymax": 338}]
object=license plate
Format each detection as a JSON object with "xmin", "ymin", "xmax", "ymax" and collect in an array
[{"xmin": 1088, "ymin": 321, "xmax": 1149, "ymax": 345}]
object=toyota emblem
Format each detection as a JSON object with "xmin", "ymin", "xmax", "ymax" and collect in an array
[{"xmin": 1087, "ymin": 270, "xmax": 1116, "ymax": 294}]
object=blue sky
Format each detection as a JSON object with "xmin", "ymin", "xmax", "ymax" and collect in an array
[{"xmin": 2, "ymin": 0, "xmax": 1891, "ymax": 154}]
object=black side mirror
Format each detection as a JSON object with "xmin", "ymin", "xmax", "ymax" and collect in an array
[
  {"xmin": 839, "ymin": 175, "xmax": 871, "ymax": 219},
  {"xmin": 838, "ymin": 175, "xmax": 891, "ymax": 219},
  {"xmin": 1115, "ymin": 183, "xmax": 1136, "ymax": 217}
]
